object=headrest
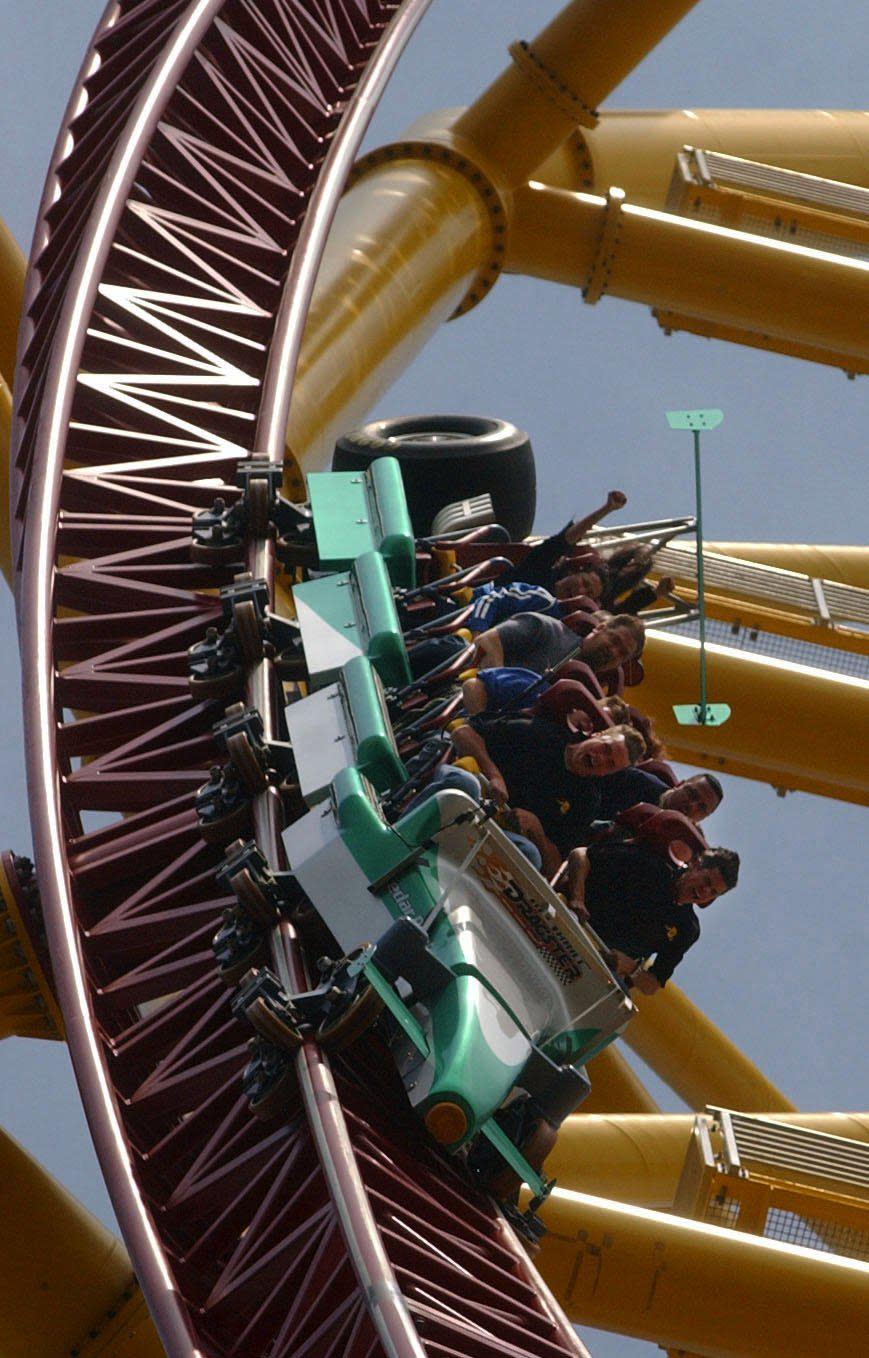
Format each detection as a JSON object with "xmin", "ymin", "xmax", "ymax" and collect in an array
[
  {"xmin": 558, "ymin": 659, "xmax": 605, "ymax": 697},
  {"xmin": 637, "ymin": 758, "xmax": 679, "ymax": 788},
  {"xmin": 534, "ymin": 678, "xmax": 613, "ymax": 733},
  {"xmin": 554, "ymin": 548, "xmax": 606, "ymax": 576},
  {"xmin": 616, "ymin": 802, "xmax": 708, "ymax": 866},
  {"xmin": 562, "ymin": 611, "xmax": 596, "ymax": 637},
  {"xmin": 555, "ymin": 594, "xmax": 601, "ymax": 618}
]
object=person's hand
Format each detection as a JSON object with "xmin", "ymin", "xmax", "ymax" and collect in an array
[
  {"xmin": 630, "ymin": 968, "xmax": 661, "ymax": 995},
  {"xmin": 606, "ymin": 489, "xmax": 627, "ymax": 511},
  {"xmin": 656, "ymin": 576, "xmax": 675, "ymax": 597},
  {"xmin": 488, "ymin": 773, "xmax": 509, "ymax": 805}
]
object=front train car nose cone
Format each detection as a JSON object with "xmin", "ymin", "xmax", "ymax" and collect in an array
[{"xmin": 424, "ymin": 1101, "xmax": 469, "ymax": 1146}]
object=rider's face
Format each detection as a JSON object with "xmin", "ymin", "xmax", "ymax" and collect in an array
[{"xmin": 565, "ymin": 733, "xmax": 630, "ymax": 777}]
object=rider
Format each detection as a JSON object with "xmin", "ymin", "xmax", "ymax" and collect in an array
[{"xmin": 565, "ymin": 841, "xmax": 740, "ymax": 993}]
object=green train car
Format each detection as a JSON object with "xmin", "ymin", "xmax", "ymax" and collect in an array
[{"xmin": 233, "ymin": 458, "xmax": 635, "ymax": 1219}]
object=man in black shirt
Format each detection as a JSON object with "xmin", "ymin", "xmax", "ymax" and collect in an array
[
  {"xmin": 451, "ymin": 714, "xmax": 645, "ymax": 867},
  {"xmin": 592, "ymin": 769, "xmax": 724, "ymax": 830},
  {"xmin": 566, "ymin": 840, "xmax": 739, "ymax": 993}
]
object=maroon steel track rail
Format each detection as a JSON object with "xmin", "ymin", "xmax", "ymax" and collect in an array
[{"xmin": 14, "ymin": 3, "xmax": 590, "ymax": 1356}]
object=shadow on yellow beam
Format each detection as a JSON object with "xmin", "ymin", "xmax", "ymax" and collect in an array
[
  {"xmin": 0, "ymin": 1125, "xmax": 164, "ymax": 1358},
  {"xmin": 535, "ymin": 1183, "xmax": 869, "ymax": 1356}
]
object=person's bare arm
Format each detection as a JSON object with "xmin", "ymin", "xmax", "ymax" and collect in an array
[
  {"xmin": 512, "ymin": 809, "xmax": 562, "ymax": 878},
  {"xmin": 566, "ymin": 847, "xmax": 591, "ymax": 920},
  {"xmin": 565, "ymin": 489, "xmax": 627, "ymax": 545},
  {"xmin": 451, "ymin": 724, "xmax": 508, "ymax": 803},
  {"xmin": 472, "ymin": 628, "xmax": 504, "ymax": 670}
]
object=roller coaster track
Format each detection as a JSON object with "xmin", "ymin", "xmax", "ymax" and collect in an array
[{"xmin": 12, "ymin": 3, "xmax": 589, "ymax": 1355}]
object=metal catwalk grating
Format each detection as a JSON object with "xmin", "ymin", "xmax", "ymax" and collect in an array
[{"xmin": 668, "ymin": 615, "xmax": 869, "ymax": 680}]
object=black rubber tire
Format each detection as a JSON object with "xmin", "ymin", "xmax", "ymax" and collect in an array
[{"xmin": 332, "ymin": 415, "xmax": 536, "ymax": 540}]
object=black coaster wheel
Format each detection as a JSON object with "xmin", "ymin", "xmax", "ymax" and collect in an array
[
  {"xmin": 246, "ymin": 477, "xmax": 272, "ymax": 537},
  {"xmin": 333, "ymin": 414, "xmax": 536, "ymax": 539},
  {"xmin": 233, "ymin": 599, "xmax": 265, "ymax": 665},
  {"xmin": 318, "ymin": 978, "xmax": 384, "ymax": 1053},
  {"xmin": 226, "ymin": 731, "xmax": 268, "ymax": 794}
]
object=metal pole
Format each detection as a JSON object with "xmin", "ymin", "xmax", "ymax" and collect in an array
[{"xmin": 693, "ymin": 427, "xmax": 708, "ymax": 723}]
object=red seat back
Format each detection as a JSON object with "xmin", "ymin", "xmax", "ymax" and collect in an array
[
  {"xmin": 534, "ymin": 678, "xmax": 613, "ymax": 732},
  {"xmin": 616, "ymin": 802, "xmax": 707, "ymax": 866}
]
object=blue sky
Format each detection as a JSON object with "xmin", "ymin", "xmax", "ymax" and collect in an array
[{"xmin": 1, "ymin": 5, "xmax": 867, "ymax": 1356}]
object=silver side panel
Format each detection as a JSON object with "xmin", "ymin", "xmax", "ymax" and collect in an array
[
  {"xmin": 283, "ymin": 804, "xmax": 393, "ymax": 953},
  {"xmin": 285, "ymin": 685, "xmax": 353, "ymax": 806}
]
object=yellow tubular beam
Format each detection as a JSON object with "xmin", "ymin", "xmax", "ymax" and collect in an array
[
  {"xmin": 0, "ymin": 1127, "xmax": 164, "ymax": 1358},
  {"xmin": 452, "ymin": 0, "xmax": 701, "ymax": 190},
  {"xmin": 286, "ymin": 159, "xmax": 493, "ymax": 472},
  {"xmin": 709, "ymin": 543, "xmax": 869, "ymax": 590},
  {"xmin": 624, "ymin": 985, "xmax": 795, "ymax": 1114},
  {"xmin": 547, "ymin": 1113, "xmax": 869, "ymax": 1209},
  {"xmin": 286, "ymin": 0, "xmax": 701, "ymax": 470},
  {"xmin": 535, "ymin": 1186, "xmax": 869, "ymax": 1355},
  {"xmin": 507, "ymin": 181, "xmax": 869, "ymax": 367},
  {"xmin": 0, "ymin": 215, "xmax": 24, "ymax": 385},
  {"xmin": 638, "ymin": 628, "xmax": 869, "ymax": 805},
  {"xmin": 538, "ymin": 109, "xmax": 869, "ymax": 206},
  {"xmin": 0, "ymin": 377, "xmax": 11, "ymax": 582},
  {"xmin": 582, "ymin": 1044, "xmax": 660, "ymax": 1114},
  {"xmin": 0, "ymin": 853, "xmax": 63, "ymax": 1040},
  {"xmin": 1, "ymin": 218, "xmax": 24, "ymax": 585}
]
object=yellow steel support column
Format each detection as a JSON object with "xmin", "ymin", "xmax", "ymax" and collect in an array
[
  {"xmin": 582, "ymin": 1044, "xmax": 660, "ymax": 1114},
  {"xmin": 547, "ymin": 1113, "xmax": 869, "ymax": 1209},
  {"xmin": 507, "ymin": 181, "xmax": 869, "ymax": 370},
  {"xmin": 624, "ymin": 985, "xmax": 795, "ymax": 1114},
  {"xmin": 287, "ymin": 159, "xmax": 495, "ymax": 472},
  {"xmin": 638, "ymin": 628, "xmax": 869, "ymax": 805},
  {"xmin": 0, "ymin": 215, "xmax": 24, "ymax": 385},
  {"xmin": 0, "ymin": 853, "xmax": 63, "ymax": 1041},
  {"xmin": 0, "ymin": 376, "xmax": 11, "ymax": 581},
  {"xmin": 286, "ymin": 0, "xmax": 700, "ymax": 470},
  {"xmin": 0, "ymin": 1127, "xmax": 163, "ymax": 1358},
  {"xmin": 0, "ymin": 214, "xmax": 24, "ymax": 585},
  {"xmin": 535, "ymin": 1186, "xmax": 869, "ymax": 1355},
  {"xmin": 451, "ymin": 0, "xmax": 701, "ymax": 190},
  {"xmin": 710, "ymin": 543, "xmax": 869, "ymax": 590},
  {"xmin": 538, "ymin": 108, "xmax": 869, "ymax": 207}
]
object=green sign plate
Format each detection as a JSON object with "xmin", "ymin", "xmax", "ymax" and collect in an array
[{"xmin": 672, "ymin": 702, "xmax": 732, "ymax": 727}]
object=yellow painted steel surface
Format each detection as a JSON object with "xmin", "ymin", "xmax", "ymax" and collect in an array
[
  {"xmin": 0, "ymin": 855, "xmax": 63, "ymax": 1041},
  {"xmin": 547, "ymin": 1113, "xmax": 869, "ymax": 1209},
  {"xmin": 451, "ymin": 0, "xmax": 700, "ymax": 189},
  {"xmin": 639, "ymin": 627, "xmax": 869, "ymax": 805},
  {"xmin": 623, "ymin": 984, "xmax": 795, "ymax": 1114},
  {"xmin": 282, "ymin": 102, "xmax": 869, "ymax": 474},
  {"xmin": 286, "ymin": 159, "xmax": 493, "ymax": 473},
  {"xmin": 0, "ymin": 213, "xmax": 23, "ymax": 584},
  {"xmin": 0, "ymin": 1128, "xmax": 164, "ymax": 1358},
  {"xmin": 0, "ymin": 216, "xmax": 24, "ymax": 385},
  {"xmin": 582, "ymin": 1045, "xmax": 660, "ymax": 1114},
  {"xmin": 710, "ymin": 542, "xmax": 869, "ymax": 590},
  {"xmin": 0, "ymin": 377, "xmax": 11, "ymax": 582},
  {"xmin": 507, "ymin": 182, "xmax": 869, "ymax": 368},
  {"xmin": 538, "ymin": 108, "xmax": 869, "ymax": 206},
  {"xmin": 535, "ymin": 1186, "xmax": 869, "ymax": 1355}
]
